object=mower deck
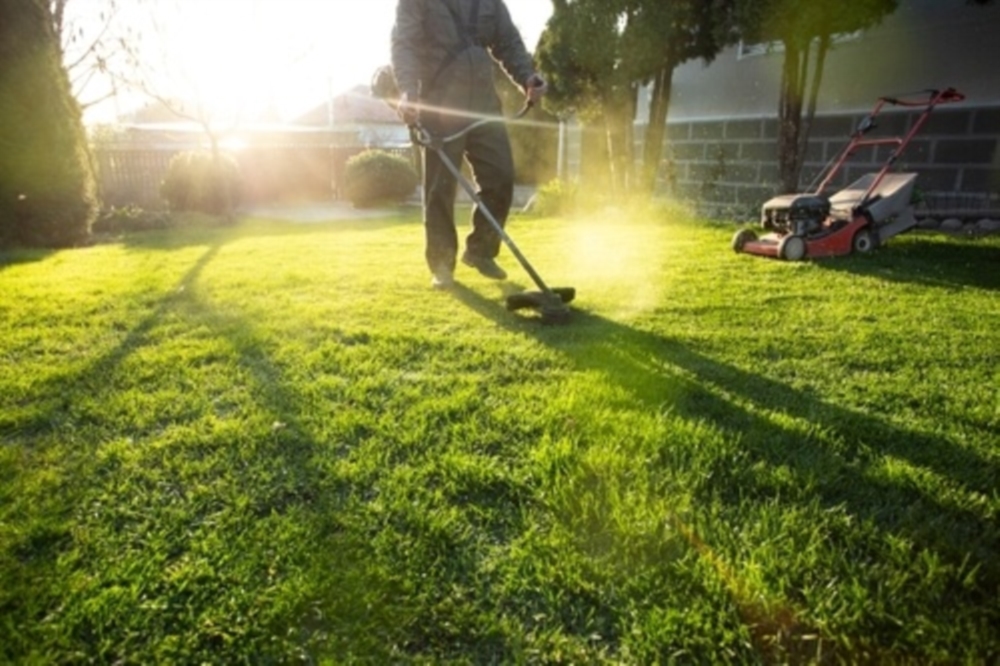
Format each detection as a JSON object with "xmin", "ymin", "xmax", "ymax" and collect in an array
[{"xmin": 736, "ymin": 215, "xmax": 873, "ymax": 260}]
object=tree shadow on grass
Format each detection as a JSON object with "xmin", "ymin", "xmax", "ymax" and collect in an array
[
  {"xmin": 1, "ymin": 241, "xmax": 225, "ymax": 439},
  {"xmin": 0, "ymin": 237, "xmax": 350, "ymax": 660},
  {"xmin": 451, "ymin": 283, "xmax": 1000, "ymax": 652},
  {"xmin": 816, "ymin": 235, "xmax": 1000, "ymax": 291},
  {"xmin": 106, "ymin": 215, "xmax": 418, "ymax": 253}
]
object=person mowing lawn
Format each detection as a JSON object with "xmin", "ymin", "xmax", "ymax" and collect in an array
[{"xmin": 391, "ymin": 0, "xmax": 547, "ymax": 289}]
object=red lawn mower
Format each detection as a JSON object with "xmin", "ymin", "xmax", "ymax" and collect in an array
[{"xmin": 732, "ymin": 88, "xmax": 965, "ymax": 260}]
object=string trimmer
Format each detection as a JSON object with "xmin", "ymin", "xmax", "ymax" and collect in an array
[{"xmin": 372, "ymin": 66, "xmax": 575, "ymax": 325}]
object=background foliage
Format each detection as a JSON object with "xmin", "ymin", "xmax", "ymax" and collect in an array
[{"xmin": 0, "ymin": 0, "xmax": 97, "ymax": 248}]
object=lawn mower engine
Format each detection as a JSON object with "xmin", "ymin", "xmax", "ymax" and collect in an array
[{"xmin": 761, "ymin": 194, "xmax": 831, "ymax": 236}]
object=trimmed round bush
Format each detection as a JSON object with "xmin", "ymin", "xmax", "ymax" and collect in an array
[
  {"xmin": 160, "ymin": 150, "xmax": 242, "ymax": 215},
  {"xmin": 343, "ymin": 150, "xmax": 418, "ymax": 208}
]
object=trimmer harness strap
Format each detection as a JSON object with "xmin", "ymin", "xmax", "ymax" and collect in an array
[{"xmin": 425, "ymin": 0, "xmax": 483, "ymax": 94}]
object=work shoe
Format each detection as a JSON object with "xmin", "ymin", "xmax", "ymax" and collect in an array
[
  {"xmin": 430, "ymin": 264, "xmax": 455, "ymax": 290},
  {"xmin": 461, "ymin": 251, "xmax": 507, "ymax": 280}
]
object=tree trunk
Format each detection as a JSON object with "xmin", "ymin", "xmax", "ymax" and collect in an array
[
  {"xmin": 622, "ymin": 83, "xmax": 638, "ymax": 193},
  {"xmin": 604, "ymin": 112, "xmax": 623, "ymax": 199},
  {"xmin": 778, "ymin": 40, "xmax": 806, "ymax": 193},
  {"xmin": 201, "ymin": 121, "xmax": 235, "ymax": 221},
  {"xmin": 798, "ymin": 33, "xmax": 830, "ymax": 191},
  {"xmin": 602, "ymin": 86, "xmax": 636, "ymax": 200},
  {"xmin": 579, "ymin": 119, "xmax": 609, "ymax": 194},
  {"xmin": 49, "ymin": 0, "xmax": 67, "ymax": 42},
  {"xmin": 641, "ymin": 64, "xmax": 674, "ymax": 195}
]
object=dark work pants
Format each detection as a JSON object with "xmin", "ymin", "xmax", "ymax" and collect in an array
[{"xmin": 422, "ymin": 120, "xmax": 514, "ymax": 272}]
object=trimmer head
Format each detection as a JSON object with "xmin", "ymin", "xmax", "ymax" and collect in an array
[
  {"xmin": 505, "ymin": 287, "xmax": 575, "ymax": 325},
  {"xmin": 539, "ymin": 301, "xmax": 572, "ymax": 325}
]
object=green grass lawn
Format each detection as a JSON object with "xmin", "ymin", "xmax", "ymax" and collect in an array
[{"xmin": 1, "ymin": 206, "xmax": 998, "ymax": 664}]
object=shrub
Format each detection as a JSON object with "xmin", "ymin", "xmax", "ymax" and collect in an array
[
  {"xmin": 92, "ymin": 205, "xmax": 173, "ymax": 234},
  {"xmin": 343, "ymin": 150, "xmax": 418, "ymax": 208},
  {"xmin": 531, "ymin": 178, "xmax": 578, "ymax": 217},
  {"xmin": 160, "ymin": 151, "xmax": 242, "ymax": 215}
]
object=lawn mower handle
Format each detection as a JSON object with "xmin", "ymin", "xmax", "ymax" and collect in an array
[{"xmin": 879, "ymin": 88, "xmax": 965, "ymax": 107}]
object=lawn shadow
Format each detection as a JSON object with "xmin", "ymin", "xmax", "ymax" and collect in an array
[
  {"xmin": 4, "ymin": 240, "xmax": 225, "ymax": 438},
  {"xmin": 451, "ymin": 283, "xmax": 1000, "ymax": 579},
  {"xmin": 0, "ymin": 248, "xmax": 55, "ymax": 273},
  {"xmin": 109, "ymin": 215, "xmax": 417, "ymax": 253},
  {"xmin": 3, "ymin": 234, "xmax": 353, "ymax": 657},
  {"xmin": 817, "ymin": 235, "xmax": 1000, "ymax": 291},
  {"xmin": 16, "ymin": 225, "xmax": 339, "ymax": 479}
]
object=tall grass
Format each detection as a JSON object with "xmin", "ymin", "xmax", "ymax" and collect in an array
[{"xmin": 1, "ymin": 208, "xmax": 998, "ymax": 663}]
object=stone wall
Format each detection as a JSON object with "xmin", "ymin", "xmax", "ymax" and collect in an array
[{"xmin": 653, "ymin": 104, "xmax": 1000, "ymax": 222}]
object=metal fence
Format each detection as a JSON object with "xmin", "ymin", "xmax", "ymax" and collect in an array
[{"xmin": 94, "ymin": 148, "xmax": 177, "ymax": 209}]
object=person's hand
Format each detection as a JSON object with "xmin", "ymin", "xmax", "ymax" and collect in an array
[
  {"xmin": 397, "ymin": 92, "xmax": 419, "ymax": 126},
  {"xmin": 525, "ymin": 74, "xmax": 547, "ymax": 105}
]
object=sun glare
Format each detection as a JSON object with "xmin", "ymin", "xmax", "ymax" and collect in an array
[
  {"xmin": 83, "ymin": 0, "xmax": 399, "ymax": 124},
  {"xmin": 220, "ymin": 137, "xmax": 247, "ymax": 152},
  {"xmin": 73, "ymin": 0, "xmax": 549, "ymax": 125}
]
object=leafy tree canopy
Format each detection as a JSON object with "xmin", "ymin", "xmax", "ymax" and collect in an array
[
  {"xmin": 619, "ymin": 0, "xmax": 734, "ymax": 79},
  {"xmin": 536, "ymin": 0, "xmax": 628, "ymax": 122},
  {"xmin": 735, "ymin": 0, "xmax": 898, "ymax": 48}
]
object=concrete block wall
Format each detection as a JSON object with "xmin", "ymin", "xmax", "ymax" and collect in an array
[{"xmin": 656, "ymin": 104, "xmax": 1000, "ymax": 220}]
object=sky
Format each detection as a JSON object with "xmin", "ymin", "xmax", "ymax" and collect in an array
[{"xmin": 68, "ymin": 0, "xmax": 553, "ymax": 124}]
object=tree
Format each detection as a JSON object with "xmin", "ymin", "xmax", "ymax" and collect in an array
[
  {"xmin": 1, "ymin": 0, "xmax": 97, "ymax": 248},
  {"xmin": 50, "ymin": 0, "xmax": 146, "ymax": 116},
  {"xmin": 734, "ymin": 0, "xmax": 897, "ymax": 193},
  {"xmin": 536, "ymin": 0, "xmax": 638, "ymax": 196},
  {"xmin": 537, "ymin": 0, "xmax": 735, "ymax": 197},
  {"xmin": 619, "ymin": 0, "xmax": 735, "ymax": 193}
]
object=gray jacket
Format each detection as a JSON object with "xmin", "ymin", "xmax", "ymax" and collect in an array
[{"xmin": 391, "ymin": 0, "xmax": 535, "ymax": 118}]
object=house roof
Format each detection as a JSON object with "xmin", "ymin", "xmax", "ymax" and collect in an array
[{"xmin": 293, "ymin": 85, "xmax": 400, "ymax": 126}]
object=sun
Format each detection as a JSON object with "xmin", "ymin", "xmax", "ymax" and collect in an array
[
  {"xmin": 148, "ymin": 0, "xmax": 399, "ymax": 123},
  {"xmin": 156, "ymin": 1, "xmax": 293, "ymax": 122}
]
